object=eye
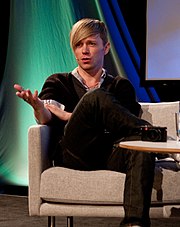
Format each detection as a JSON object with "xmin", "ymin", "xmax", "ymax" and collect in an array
[
  {"xmin": 75, "ymin": 42, "xmax": 82, "ymax": 48},
  {"xmin": 89, "ymin": 41, "xmax": 96, "ymax": 46}
]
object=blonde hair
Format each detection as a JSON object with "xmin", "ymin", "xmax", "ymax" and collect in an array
[{"xmin": 70, "ymin": 18, "xmax": 108, "ymax": 50}]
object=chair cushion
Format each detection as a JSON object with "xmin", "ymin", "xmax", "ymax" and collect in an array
[
  {"xmin": 40, "ymin": 166, "xmax": 180, "ymax": 205},
  {"xmin": 40, "ymin": 167, "xmax": 125, "ymax": 204}
]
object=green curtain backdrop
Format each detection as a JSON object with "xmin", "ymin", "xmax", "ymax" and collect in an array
[{"xmin": 0, "ymin": 0, "xmax": 125, "ymax": 186}]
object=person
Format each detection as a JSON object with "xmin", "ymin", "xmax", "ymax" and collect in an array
[{"xmin": 14, "ymin": 18, "xmax": 155, "ymax": 227}]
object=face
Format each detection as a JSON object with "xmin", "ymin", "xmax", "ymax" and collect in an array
[{"xmin": 73, "ymin": 34, "xmax": 110, "ymax": 74}]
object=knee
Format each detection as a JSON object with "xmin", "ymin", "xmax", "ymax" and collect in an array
[
  {"xmin": 84, "ymin": 88, "xmax": 106, "ymax": 98},
  {"xmin": 81, "ymin": 88, "xmax": 107, "ymax": 103}
]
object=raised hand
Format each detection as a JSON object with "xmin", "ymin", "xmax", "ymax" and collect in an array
[
  {"xmin": 14, "ymin": 84, "xmax": 43, "ymax": 109},
  {"xmin": 14, "ymin": 84, "xmax": 52, "ymax": 124}
]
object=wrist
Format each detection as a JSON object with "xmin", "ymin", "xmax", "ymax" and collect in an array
[
  {"xmin": 64, "ymin": 112, "xmax": 72, "ymax": 121},
  {"xmin": 34, "ymin": 107, "xmax": 52, "ymax": 124}
]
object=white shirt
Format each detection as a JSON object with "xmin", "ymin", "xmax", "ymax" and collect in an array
[{"xmin": 71, "ymin": 67, "xmax": 106, "ymax": 91}]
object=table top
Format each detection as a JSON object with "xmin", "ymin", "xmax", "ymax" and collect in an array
[{"xmin": 119, "ymin": 140, "xmax": 180, "ymax": 153}]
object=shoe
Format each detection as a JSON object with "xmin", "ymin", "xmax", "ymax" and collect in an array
[
  {"xmin": 130, "ymin": 225, "xmax": 141, "ymax": 227},
  {"xmin": 119, "ymin": 217, "xmax": 148, "ymax": 227},
  {"xmin": 119, "ymin": 218, "xmax": 143, "ymax": 226}
]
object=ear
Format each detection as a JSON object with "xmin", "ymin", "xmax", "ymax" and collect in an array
[{"xmin": 104, "ymin": 42, "xmax": 110, "ymax": 55}]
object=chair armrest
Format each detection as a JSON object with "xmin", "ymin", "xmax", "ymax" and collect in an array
[{"xmin": 28, "ymin": 124, "xmax": 52, "ymax": 215}]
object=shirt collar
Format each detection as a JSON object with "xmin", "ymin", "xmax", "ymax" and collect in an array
[{"xmin": 71, "ymin": 67, "xmax": 106, "ymax": 91}]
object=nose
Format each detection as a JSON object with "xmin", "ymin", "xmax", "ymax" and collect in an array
[{"xmin": 82, "ymin": 44, "xmax": 89, "ymax": 54}]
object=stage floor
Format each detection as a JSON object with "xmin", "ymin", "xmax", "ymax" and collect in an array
[{"xmin": 0, "ymin": 194, "xmax": 180, "ymax": 227}]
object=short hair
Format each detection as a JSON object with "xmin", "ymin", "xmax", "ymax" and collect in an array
[{"xmin": 70, "ymin": 18, "xmax": 108, "ymax": 50}]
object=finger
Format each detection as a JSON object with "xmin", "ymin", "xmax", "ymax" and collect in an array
[
  {"xmin": 45, "ymin": 104, "xmax": 55, "ymax": 111},
  {"xmin": 32, "ymin": 90, "xmax": 39, "ymax": 100},
  {"xmin": 45, "ymin": 104, "xmax": 61, "ymax": 114},
  {"xmin": 14, "ymin": 84, "xmax": 24, "ymax": 92},
  {"xmin": 16, "ymin": 91, "xmax": 24, "ymax": 98},
  {"xmin": 15, "ymin": 91, "xmax": 29, "ymax": 103},
  {"xmin": 24, "ymin": 89, "xmax": 34, "ymax": 101}
]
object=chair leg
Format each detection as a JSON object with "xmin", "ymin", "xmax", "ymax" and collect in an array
[
  {"xmin": 67, "ymin": 216, "xmax": 73, "ymax": 227},
  {"xmin": 48, "ymin": 216, "xmax": 55, "ymax": 227}
]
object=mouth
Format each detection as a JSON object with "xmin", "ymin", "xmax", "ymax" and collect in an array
[{"xmin": 81, "ymin": 57, "xmax": 91, "ymax": 63}]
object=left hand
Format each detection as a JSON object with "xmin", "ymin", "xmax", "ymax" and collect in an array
[{"xmin": 45, "ymin": 104, "xmax": 72, "ymax": 121}]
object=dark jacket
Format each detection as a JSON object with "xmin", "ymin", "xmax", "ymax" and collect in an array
[{"xmin": 39, "ymin": 72, "xmax": 141, "ymax": 161}]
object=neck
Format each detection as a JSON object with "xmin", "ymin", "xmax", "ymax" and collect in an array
[
  {"xmin": 77, "ymin": 67, "xmax": 103, "ymax": 83},
  {"xmin": 77, "ymin": 67, "xmax": 103, "ymax": 89}
]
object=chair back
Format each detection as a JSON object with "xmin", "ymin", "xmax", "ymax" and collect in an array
[{"xmin": 140, "ymin": 101, "xmax": 180, "ymax": 140}]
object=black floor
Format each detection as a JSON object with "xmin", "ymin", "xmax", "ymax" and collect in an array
[
  {"xmin": 0, "ymin": 194, "xmax": 180, "ymax": 227},
  {"xmin": 0, "ymin": 184, "xmax": 28, "ymax": 196},
  {"xmin": 0, "ymin": 183, "xmax": 180, "ymax": 227}
]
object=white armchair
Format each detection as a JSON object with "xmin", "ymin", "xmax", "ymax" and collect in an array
[{"xmin": 28, "ymin": 101, "xmax": 180, "ymax": 227}]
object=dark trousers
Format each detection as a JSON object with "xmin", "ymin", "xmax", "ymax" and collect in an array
[{"xmin": 61, "ymin": 88, "xmax": 155, "ymax": 226}]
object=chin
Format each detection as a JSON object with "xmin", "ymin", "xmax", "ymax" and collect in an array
[{"xmin": 80, "ymin": 65, "xmax": 92, "ymax": 70}]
